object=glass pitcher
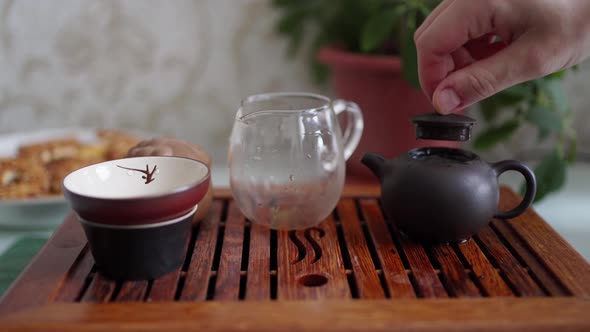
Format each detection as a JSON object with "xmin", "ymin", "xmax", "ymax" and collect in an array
[{"xmin": 228, "ymin": 92, "xmax": 363, "ymax": 229}]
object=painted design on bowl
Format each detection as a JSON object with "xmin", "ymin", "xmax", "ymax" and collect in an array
[
  {"xmin": 117, "ymin": 164, "xmax": 158, "ymax": 184},
  {"xmin": 63, "ymin": 156, "xmax": 210, "ymax": 225}
]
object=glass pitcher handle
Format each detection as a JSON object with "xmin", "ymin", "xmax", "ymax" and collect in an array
[{"xmin": 332, "ymin": 99, "xmax": 364, "ymax": 161}]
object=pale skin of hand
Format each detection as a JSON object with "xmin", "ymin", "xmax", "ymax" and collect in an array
[
  {"xmin": 128, "ymin": 137, "xmax": 211, "ymax": 167},
  {"xmin": 415, "ymin": 0, "xmax": 590, "ymax": 114}
]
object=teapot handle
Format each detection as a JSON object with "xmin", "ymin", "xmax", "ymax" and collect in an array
[
  {"xmin": 492, "ymin": 160, "xmax": 537, "ymax": 219},
  {"xmin": 332, "ymin": 99, "xmax": 364, "ymax": 161}
]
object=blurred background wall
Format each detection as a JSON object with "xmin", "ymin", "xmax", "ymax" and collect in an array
[{"xmin": 0, "ymin": 0, "xmax": 589, "ymax": 166}]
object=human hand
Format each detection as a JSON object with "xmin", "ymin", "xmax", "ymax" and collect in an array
[
  {"xmin": 128, "ymin": 137, "xmax": 211, "ymax": 166},
  {"xmin": 128, "ymin": 137, "xmax": 213, "ymax": 222},
  {"xmin": 415, "ymin": 0, "xmax": 590, "ymax": 114}
]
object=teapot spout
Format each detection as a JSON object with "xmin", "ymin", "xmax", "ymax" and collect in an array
[{"xmin": 361, "ymin": 153, "xmax": 387, "ymax": 181}]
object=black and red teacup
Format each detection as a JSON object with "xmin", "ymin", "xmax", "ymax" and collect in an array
[{"xmin": 63, "ymin": 156, "xmax": 210, "ymax": 280}]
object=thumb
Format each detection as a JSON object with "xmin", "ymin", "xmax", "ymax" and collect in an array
[{"xmin": 432, "ymin": 36, "xmax": 547, "ymax": 114}]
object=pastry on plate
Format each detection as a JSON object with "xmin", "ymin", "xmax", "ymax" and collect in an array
[
  {"xmin": 76, "ymin": 143, "xmax": 108, "ymax": 163},
  {"xmin": 98, "ymin": 129, "xmax": 142, "ymax": 160},
  {"xmin": 1, "ymin": 129, "xmax": 142, "ymax": 200},
  {"xmin": 17, "ymin": 138, "xmax": 81, "ymax": 164},
  {"xmin": 0, "ymin": 158, "xmax": 50, "ymax": 199},
  {"xmin": 46, "ymin": 158, "xmax": 96, "ymax": 194}
]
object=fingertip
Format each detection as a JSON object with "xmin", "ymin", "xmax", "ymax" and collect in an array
[
  {"xmin": 135, "ymin": 139, "xmax": 156, "ymax": 148},
  {"xmin": 128, "ymin": 146, "xmax": 158, "ymax": 157},
  {"xmin": 155, "ymin": 146, "xmax": 174, "ymax": 156},
  {"xmin": 127, "ymin": 147, "xmax": 141, "ymax": 157},
  {"xmin": 433, "ymin": 88, "xmax": 461, "ymax": 114},
  {"xmin": 417, "ymin": 52, "xmax": 456, "ymax": 102}
]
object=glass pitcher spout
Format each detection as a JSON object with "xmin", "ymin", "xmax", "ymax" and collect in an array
[
  {"xmin": 238, "ymin": 109, "xmax": 306, "ymax": 123},
  {"xmin": 238, "ymin": 92, "xmax": 331, "ymax": 122}
]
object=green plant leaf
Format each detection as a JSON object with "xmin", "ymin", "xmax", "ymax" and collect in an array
[
  {"xmin": 424, "ymin": 0, "xmax": 444, "ymax": 8},
  {"xmin": 274, "ymin": 4, "xmax": 310, "ymax": 56},
  {"xmin": 272, "ymin": 0, "xmax": 316, "ymax": 9},
  {"xmin": 309, "ymin": 30, "xmax": 332, "ymax": 83},
  {"xmin": 566, "ymin": 136, "xmax": 578, "ymax": 163},
  {"xmin": 275, "ymin": 6, "xmax": 304, "ymax": 34},
  {"xmin": 311, "ymin": 61, "xmax": 330, "ymax": 83},
  {"xmin": 268, "ymin": 0, "xmax": 575, "ymax": 203},
  {"xmin": 479, "ymin": 83, "xmax": 532, "ymax": 122},
  {"xmin": 526, "ymin": 106, "xmax": 563, "ymax": 132},
  {"xmin": 410, "ymin": 0, "xmax": 434, "ymax": 18},
  {"xmin": 537, "ymin": 127, "xmax": 551, "ymax": 142},
  {"xmin": 271, "ymin": 0, "xmax": 296, "ymax": 8},
  {"xmin": 401, "ymin": 11, "xmax": 420, "ymax": 89},
  {"xmin": 537, "ymin": 79, "xmax": 568, "ymax": 113},
  {"xmin": 478, "ymin": 99, "xmax": 502, "ymax": 123},
  {"xmin": 473, "ymin": 119, "xmax": 520, "ymax": 150},
  {"xmin": 502, "ymin": 84, "xmax": 533, "ymax": 99},
  {"xmin": 564, "ymin": 126, "xmax": 578, "ymax": 164},
  {"xmin": 545, "ymin": 70, "xmax": 567, "ymax": 79},
  {"xmin": 522, "ymin": 149, "xmax": 567, "ymax": 202},
  {"xmin": 489, "ymin": 83, "xmax": 532, "ymax": 107},
  {"xmin": 286, "ymin": 26, "xmax": 304, "ymax": 56},
  {"xmin": 360, "ymin": 8, "xmax": 403, "ymax": 53}
]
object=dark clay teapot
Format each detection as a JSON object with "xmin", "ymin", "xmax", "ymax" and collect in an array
[{"xmin": 361, "ymin": 113, "xmax": 537, "ymax": 243}]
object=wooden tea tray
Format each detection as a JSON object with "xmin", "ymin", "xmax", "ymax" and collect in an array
[{"xmin": 1, "ymin": 185, "xmax": 589, "ymax": 331}]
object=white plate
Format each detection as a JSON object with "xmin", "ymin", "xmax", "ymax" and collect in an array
[
  {"xmin": 0, "ymin": 127, "xmax": 153, "ymax": 227},
  {"xmin": 0, "ymin": 203, "xmax": 71, "ymax": 230},
  {"xmin": 0, "ymin": 195, "xmax": 66, "ymax": 207}
]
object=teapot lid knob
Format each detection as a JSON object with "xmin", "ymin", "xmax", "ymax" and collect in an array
[{"xmin": 410, "ymin": 112, "xmax": 476, "ymax": 141}]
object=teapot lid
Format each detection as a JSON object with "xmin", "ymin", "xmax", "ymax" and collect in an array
[{"xmin": 410, "ymin": 113, "xmax": 476, "ymax": 141}]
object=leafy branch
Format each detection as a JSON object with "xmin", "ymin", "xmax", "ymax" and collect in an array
[
  {"xmin": 271, "ymin": 0, "xmax": 578, "ymax": 201},
  {"xmin": 474, "ymin": 71, "xmax": 577, "ymax": 201},
  {"xmin": 272, "ymin": 0, "xmax": 430, "ymax": 83}
]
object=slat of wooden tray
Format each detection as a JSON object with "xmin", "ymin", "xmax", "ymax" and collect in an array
[
  {"xmin": 2, "ymin": 298, "xmax": 590, "ymax": 332},
  {"xmin": 180, "ymin": 200, "xmax": 222, "ymax": 301},
  {"xmin": 1, "ymin": 186, "xmax": 589, "ymax": 331},
  {"xmin": 360, "ymin": 198, "xmax": 415, "ymax": 298}
]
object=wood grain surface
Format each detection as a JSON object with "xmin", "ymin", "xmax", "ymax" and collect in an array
[
  {"xmin": 359, "ymin": 199, "xmax": 415, "ymax": 298},
  {"xmin": 2, "ymin": 298, "xmax": 589, "ymax": 332},
  {"xmin": 1, "ymin": 186, "xmax": 589, "ymax": 332}
]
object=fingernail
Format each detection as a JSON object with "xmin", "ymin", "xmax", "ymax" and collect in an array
[{"xmin": 435, "ymin": 88, "xmax": 460, "ymax": 114}]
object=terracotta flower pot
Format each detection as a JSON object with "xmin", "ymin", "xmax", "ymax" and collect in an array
[{"xmin": 318, "ymin": 46, "xmax": 459, "ymax": 178}]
